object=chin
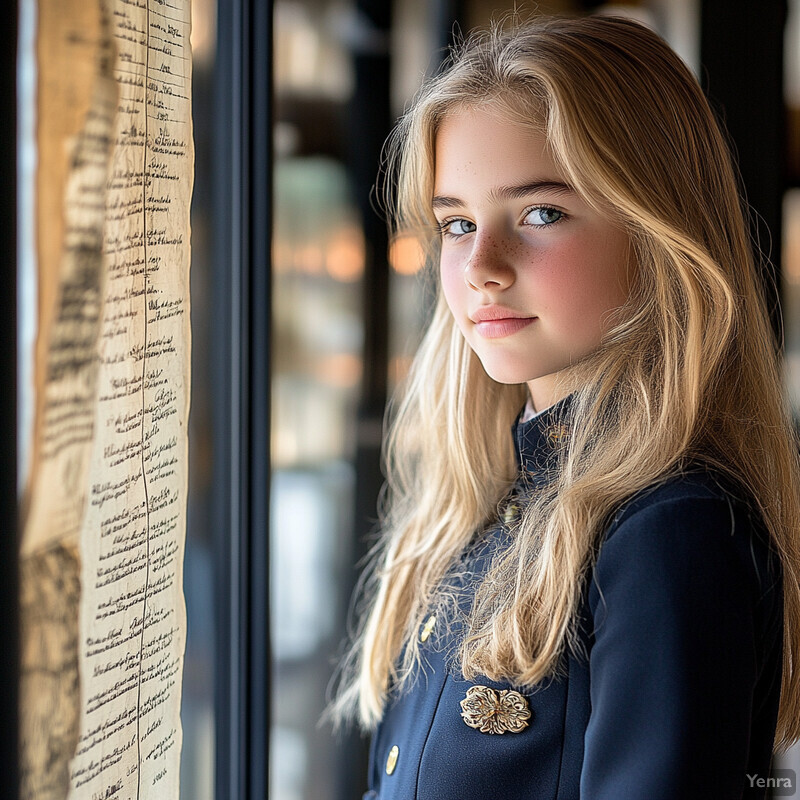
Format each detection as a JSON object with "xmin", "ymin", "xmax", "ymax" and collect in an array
[{"xmin": 477, "ymin": 358, "xmax": 536, "ymax": 386}]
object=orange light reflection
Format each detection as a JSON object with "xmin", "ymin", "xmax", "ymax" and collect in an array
[{"xmin": 389, "ymin": 234, "xmax": 425, "ymax": 275}]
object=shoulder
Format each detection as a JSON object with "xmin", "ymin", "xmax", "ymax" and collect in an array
[
  {"xmin": 581, "ymin": 470, "xmax": 785, "ymax": 798},
  {"xmin": 608, "ymin": 470, "xmax": 753, "ymax": 533},
  {"xmin": 593, "ymin": 470, "xmax": 782, "ymax": 614}
]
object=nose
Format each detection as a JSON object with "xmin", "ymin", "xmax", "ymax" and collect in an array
[{"xmin": 464, "ymin": 232, "xmax": 515, "ymax": 291}]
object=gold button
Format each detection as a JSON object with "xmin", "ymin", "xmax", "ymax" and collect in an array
[
  {"xmin": 420, "ymin": 614, "xmax": 436, "ymax": 643},
  {"xmin": 385, "ymin": 745, "xmax": 399, "ymax": 775}
]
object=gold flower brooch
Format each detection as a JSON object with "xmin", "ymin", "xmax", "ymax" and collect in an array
[{"xmin": 459, "ymin": 685, "xmax": 531, "ymax": 734}]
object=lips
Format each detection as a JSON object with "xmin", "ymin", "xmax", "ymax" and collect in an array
[{"xmin": 470, "ymin": 306, "xmax": 535, "ymax": 339}]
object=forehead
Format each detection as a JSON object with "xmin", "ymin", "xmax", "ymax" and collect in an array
[{"xmin": 432, "ymin": 105, "xmax": 562, "ymax": 195}]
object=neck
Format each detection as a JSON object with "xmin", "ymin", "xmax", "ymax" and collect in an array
[{"xmin": 526, "ymin": 374, "xmax": 569, "ymax": 415}]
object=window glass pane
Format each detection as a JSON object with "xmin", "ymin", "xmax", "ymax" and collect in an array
[
  {"xmin": 272, "ymin": 4, "xmax": 365, "ymax": 798},
  {"xmin": 181, "ymin": 0, "xmax": 217, "ymax": 797},
  {"xmin": 271, "ymin": 154, "xmax": 363, "ymax": 800}
]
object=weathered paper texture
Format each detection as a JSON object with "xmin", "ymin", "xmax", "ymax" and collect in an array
[
  {"xmin": 21, "ymin": 1, "xmax": 117, "ymax": 797},
  {"xmin": 22, "ymin": 0, "xmax": 193, "ymax": 798}
]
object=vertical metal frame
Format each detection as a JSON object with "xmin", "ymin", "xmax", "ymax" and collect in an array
[
  {"xmin": 4, "ymin": 1, "xmax": 19, "ymax": 797},
  {"xmin": 213, "ymin": 0, "xmax": 272, "ymax": 797}
]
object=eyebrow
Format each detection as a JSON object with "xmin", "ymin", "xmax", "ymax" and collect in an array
[{"xmin": 431, "ymin": 180, "xmax": 575, "ymax": 209}]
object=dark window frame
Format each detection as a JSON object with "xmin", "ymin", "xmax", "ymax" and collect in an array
[
  {"xmin": 4, "ymin": 1, "xmax": 19, "ymax": 797},
  {"xmin": 212, "ymin": 0, "xmax": 272, "ymax": 797}
]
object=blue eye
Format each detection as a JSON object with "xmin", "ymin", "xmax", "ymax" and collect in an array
[
  {"xmin": 438, "ymin": 218, "xmax": 477, "ymax": 238},
  {"xmin": 524, "ymin": 207, "xmax": 564, "ymax": 226}
]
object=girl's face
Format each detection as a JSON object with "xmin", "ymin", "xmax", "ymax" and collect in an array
[{"xmin": 433, "ymin": 105, "xmax": 632, "ymax": 411}]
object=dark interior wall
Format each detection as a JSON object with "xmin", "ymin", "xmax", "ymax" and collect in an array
[
  {"xmin": 700, "ymin": 0, "xmax": 787, "ymax": 341},
  {"xmin": 3, "ymin": 2, "xmax": 19, "ymax": 798}
]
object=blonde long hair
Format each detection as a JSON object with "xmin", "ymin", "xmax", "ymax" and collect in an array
[{"xmin": 331, "ymin": 15, "xmax": 800, "ymax": 750}]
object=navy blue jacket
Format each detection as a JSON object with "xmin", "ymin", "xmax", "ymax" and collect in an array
[{"xmin": 365, "ymin": 403, "xmax": 784, "ymax": 799}]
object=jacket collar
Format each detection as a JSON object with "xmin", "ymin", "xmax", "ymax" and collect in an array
[{"xmin": 513, "ymin": 394, "xmax": 573, "ymax": 475}]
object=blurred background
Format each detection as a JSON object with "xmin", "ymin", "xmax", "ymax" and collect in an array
[{"xmin": 122, "ymin": 0, "xmax": 800, "ymax": 797}]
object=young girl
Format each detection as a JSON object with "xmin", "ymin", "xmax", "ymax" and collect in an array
[{"xmin": 332, "ymin": 15, "xmax": 800, "ymax": 799}]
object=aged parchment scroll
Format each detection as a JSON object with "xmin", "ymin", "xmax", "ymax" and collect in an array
[{"xmin": 21, "ymin": 0, "xmax": 193, "ymax": 798}]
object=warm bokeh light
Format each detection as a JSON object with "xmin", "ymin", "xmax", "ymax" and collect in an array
[
  {"xmin": 785, "ymin": 190, "xmax": 800, "ymax": 284},
  {"xmin": 272, "ymin": 238, "xmax": 294, "ymax": 273},
  {"xmin": 273, "ymin": 2, "xmax": 353, "ymax": 100},
  {"xmin": 389, "ymin": 234, "xmax": 425, "ymax": 275},
  {"xmin": 190, "ymin": 0, "xmax": 216, "ymax": 64},
  {"xmin": 389, "ymin": 354, "xmax": 414, "ymax": 387},
  {"xmin": 294, "ymin": 243, "xmax": 324, "ymax": 274},
  {"xmin": 326, "ymin": 226, "xmax": 365, "ymax": 282},
  {"xmin": 315, "ymin": 352, "xmax": 362, "ymax": 388}
]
